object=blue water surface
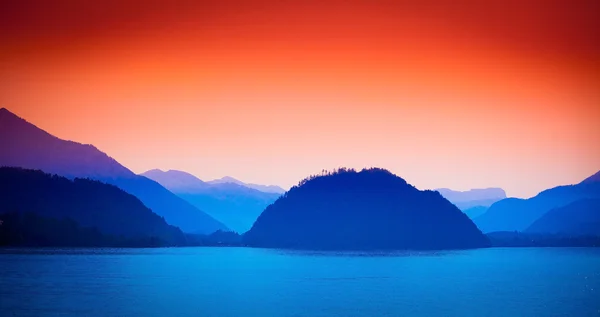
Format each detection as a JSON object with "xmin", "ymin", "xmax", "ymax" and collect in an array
[{"xmin": 1, "ymin": 247, "xmax": 599, "ymax": 316}]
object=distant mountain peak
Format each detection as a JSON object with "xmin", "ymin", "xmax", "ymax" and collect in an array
[
  {"xmin": 145, "ymin": 168, "xmax": 165, "ymax": 173},
  {"xmin": 142, "ymin": 169, "xmax": 282, "ymax": 232},
  {"xmin": 208, "ymin": 176, "xmax": 286, "ymax": 194},
  {"xmin": 436, "ymin": 187, "xmax": 506, "ymax": 197},
  {"xmin": 141, "ymin": 169, "xmax": 210, "ymax": 192},
  {"xmin": 143, "ymin": 169, "xmax": 282, "ymax": 196},
  {"xmin": 209, "ymin": 176, "xmax": 243, "ymax": 184},
  {"xmin": 0, "ymin": 108, "xmax": 27, "ymax": 124},
  {"xmin": 0, "ymin": 108, "xmax": 28, "ymax": 122},
  {"xmin": 435, "ymin": 187, "xmax": 507, "ymax": 209}
]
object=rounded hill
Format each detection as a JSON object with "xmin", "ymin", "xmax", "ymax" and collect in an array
[{"xmin": 243, "ymin": 168, "xmax": 489, "ymax": 250}]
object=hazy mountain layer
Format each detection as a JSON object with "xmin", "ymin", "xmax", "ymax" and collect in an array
[
  {"xmin": 436, "ymin": 188, "xmax": 506, "ymax": 209},
  {"xmin": 142, "ymin": 169, "xmax": 280, "ymax": 233},
  {"xmin": 474, "ymin": 173, "xmax": 600, "ymax": 233},
  {"xmin": 526, "ymin": 199, "xmax": 600, "ymax": 236},
  {"xmin": 0, "ymin": 108, "xmax": 226, "ymax": 234}
]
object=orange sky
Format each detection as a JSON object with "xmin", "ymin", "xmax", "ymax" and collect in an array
[{"xmin": 1, "ymin": 0, "xmax": 599, "ymax": 197}]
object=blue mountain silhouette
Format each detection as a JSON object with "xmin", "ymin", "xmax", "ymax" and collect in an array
[
  {"xmin": 475, "ymin": 172, "xmax": 600, "ymax": 233},
  {"xmin": 0, "ymin": 108, "xmax": 227, "ymax": 234},
  {"xmin": 142, "ymin": 169, "xmax": 281, "ymax": 233},
  {"xmin": 244, "ymin": 168, "xmax": 489, "ymax": 250}
]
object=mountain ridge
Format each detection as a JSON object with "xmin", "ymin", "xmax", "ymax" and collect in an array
[
  {"xmin": 525, "ymin": 198, "xmax": 600, "ymax": 236},
  {"xmin": 474, "ymin": 172, "xmax": 600, "ymax": 233},
  {"xmin": 582, "ymin": 170, "xmax": 600, "ymax": 184},
  {"xmin": 0, "ymin": 108, "xmax": 227, "ymax": 234},
  {"xmin": 436, "ymin": 187, "xmax": 506, "ymax": 209},
  {"xmin": 208, "ymin": 176, "xmax": 286, "ymax": 194},
  {"xmin": 142, "ymin": 169, "xmax": 281, "ymax": 233}
]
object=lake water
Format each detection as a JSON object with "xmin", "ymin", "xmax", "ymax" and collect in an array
[{"xmin": 1, "ymin": 247, "xmax": 599, "ymax": 317}]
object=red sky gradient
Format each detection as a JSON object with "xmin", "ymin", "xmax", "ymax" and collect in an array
[{"xmin": 1, "ymin": 0, "xmax": 599, "ymax": 197}]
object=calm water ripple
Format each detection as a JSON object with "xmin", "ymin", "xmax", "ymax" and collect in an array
[{"xmin": 1, "ymin": 247, "xmax": 599, "ymax": 317}]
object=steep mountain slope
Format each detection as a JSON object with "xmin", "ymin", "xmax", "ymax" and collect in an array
[
  {"xmin": 582, "ymin": 171, "xmax": 600, "ymax": 184},
  {"xmin": 208, "ymin": 176, "xmax": 286, "ymax": 194},
  {"xmin": 142, "ymin": 169, "xmax": 280, "ymax": 233},
  {"xmin": 474, "ymin": 172, "xmax": 600, "ymax": 233},
  {"xmin": 526, "ymin": 199, "xmax": 600, "ymax": 236},
  {"xmin": 0, "ymin": 167, "xmax": 186, "ymax": 246},
  {"xmin": 0, "ymin": 108, "xmax": 226, "ymax": 234},
  {"xmin": 244, "ymin": 168, "xmax": 489, "ymax": 250}
]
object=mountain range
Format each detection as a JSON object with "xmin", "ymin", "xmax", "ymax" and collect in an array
[
  {"xmin": 207, "ymin": 176, "xmax": 286, "ymax": 194},
  {"xmin": 1, "ymin": 107, "xmax": 598, "ymax": 248},
  {"xmin": 474, "ymin": 172, "xmax": 600, "ymax": 233},
  {"xmin": 0, "ymin": 108, "xmax": 226, "ymax": 234},
  {"xmin": 142, "ymin": 169, "xmax": 281, "ymax": 233}
]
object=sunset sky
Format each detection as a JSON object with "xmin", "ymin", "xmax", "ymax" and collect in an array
[{"xmin": 1, "ymin": 0, "xmax": 599, "ymax": 198}]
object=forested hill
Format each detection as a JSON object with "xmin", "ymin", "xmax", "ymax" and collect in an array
[
  {"xmin": 244, "ymin": 168, "xmax": 489, "ymax": 250},
  {"xmin": 0, "ymin": 167, "xmax": 186, "ymax": 246}
]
